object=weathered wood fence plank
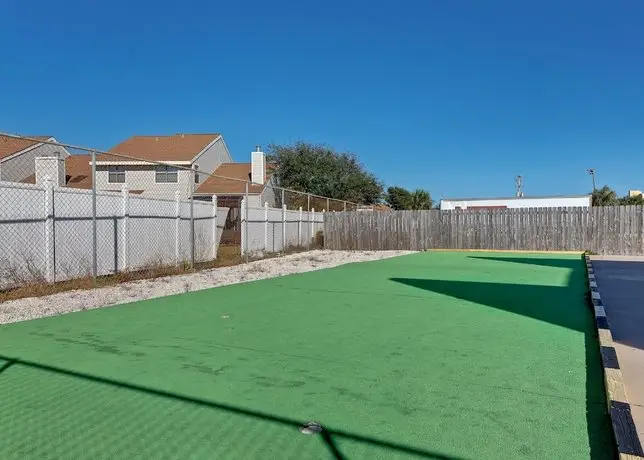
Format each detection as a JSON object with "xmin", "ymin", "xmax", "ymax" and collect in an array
[{"xmin": 324, "ymin": 206, "xmax": 644, "ymax": 255}]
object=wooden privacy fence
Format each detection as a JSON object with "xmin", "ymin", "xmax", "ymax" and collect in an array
[{"xmin": 324, "ymin": 206, "xmax": 644, "ymax": 255}]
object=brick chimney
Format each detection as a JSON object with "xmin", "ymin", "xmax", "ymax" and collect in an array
[{"xmin": 35, "ymin": 152, "xmax": 65, "ymax": 186}]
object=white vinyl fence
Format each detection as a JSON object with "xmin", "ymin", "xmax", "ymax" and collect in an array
[
  {"xmin": 241, "ymin": 200, "xmax": 324, "ymax": 255},
  {"xmin": 0, "ymin": 180, "xmax": 229, "ymax": 288}
]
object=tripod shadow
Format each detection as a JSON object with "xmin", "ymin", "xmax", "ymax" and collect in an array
[{"xmin": 0, "ymin": 354, "xmax": 464, "ymax": 460}]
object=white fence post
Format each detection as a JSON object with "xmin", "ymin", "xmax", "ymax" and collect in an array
[
  {"xmin": 310, "ymin": 208, "xmax": 315, "ymax": 247},
  {"xmin": 121, "ymin": 186, "xmax": 129, "ymax": 271},
  {"xmin": 298, "ymin": 206, "xmax": 303, "ymax": 247},
  {"xmin": 175, "ymin": 190, "xmax": 181, "ymax": 266},
  {"xmin": 282, "ymin": 204, "xmax": 287, "ymax": 250},
  {"xmin": 212, "ymin": 195, "xmax": 218, "ymax": 259},
  {"xmin": 264, "ymin": 202, "xmax": 269, "ymax": 253},
  {"xmin": 240, "ymin": 198, "xmax": 247, "ymax": 256},
  {"xmin": 43, "ymin": 177, "xmax": 55, "ymax": 282}
]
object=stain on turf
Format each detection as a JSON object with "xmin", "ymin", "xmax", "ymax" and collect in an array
[
  {"xmin": 182, "ymin": 363, "xmax": 230, "ymax": 376},
  {"xmin": 57, "ymin": 339, "xmax": 125, "ymax": 355},
  {"xmin": 31, "ymin": 331, "xmax": 54, "ymax": 337},
  {"xmin": 332, "ymin": 386, "xmax": 370, "ymax": 401},
  {"xmin": 332, "ymin": 386, "xmax": 416, "ymax": 415},
  {"xmin": 49, "ymin": 336, "xmax": 145, "ymax": 357},
  {"xmin": 294, "ymin": 370, "xmax": 325, "ymax": 383},
  {"xmin": 396, "ymin": 406, "xmax": 416, "ymax": 416},
  {"xmin": 540, "ymin": 382, "xmax": 556, "ymax": 391},
  {"xmin": 253, "ymin": 375, "xmax": 306, "ymax": 388}
]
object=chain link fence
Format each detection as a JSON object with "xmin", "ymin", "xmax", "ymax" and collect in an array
[{"xmin": 0, "ymin": 133, "xmax": 359, "ymax": 290}]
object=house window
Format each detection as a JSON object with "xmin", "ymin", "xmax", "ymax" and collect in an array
[
  {"xmin": 108, "ymin": 166, "xmax": 126, "ymax": 183},
  {"xmin": 194, "ymin": 165, "xmax": 200, "ymax": 184},
  {"xmin": 155, "ymin": 165, "xmax": 178, "ymax": 183}
]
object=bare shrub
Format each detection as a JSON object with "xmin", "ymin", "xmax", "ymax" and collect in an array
[
  {"xmin": 313, "ymin": 230, "xmax": 324, "ymax": 249},
  {"xmin": 0, "ymin": 256, "xmax": 47, "ymax": 289}
]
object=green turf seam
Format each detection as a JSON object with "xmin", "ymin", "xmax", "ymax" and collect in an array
[{"xmin": 585, "ymin": 256, "xmax": 644, "ymax": 459}]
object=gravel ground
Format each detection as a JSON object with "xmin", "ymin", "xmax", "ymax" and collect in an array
[{"xmin": 0, "ymin": 250, "xmax": 414, "ymax": 325}]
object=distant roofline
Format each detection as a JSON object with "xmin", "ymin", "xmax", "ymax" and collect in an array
[
  {"xmin": 441, "ymin": 194, "xmax": 592, "ymax": 202},
  {"xmin": 127, "ymin": 133, "xmax": 221, "ymax": 137}
]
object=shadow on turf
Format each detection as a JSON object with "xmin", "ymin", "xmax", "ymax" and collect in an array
[
  {"xmin": 0, "ymin": 359, "xmax": 16, "ymax": 375},
  {"xmin": 0, "ymin": 353, "xmax": 465, "ymax": 460},
  {"xmin": 467, "ymin": 255, "xmax": 583, "ymax": 270},
  {"xmin": 469, "ymin": 255, "xmax": 644, "ymax": 352},
  {"xmin": 390, "ymin": 269, "xmax": 614, "ymax": 460}
]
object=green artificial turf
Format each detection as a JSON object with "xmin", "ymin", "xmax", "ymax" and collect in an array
[{"xmin": 0, "ymin": 252, "xmax": 613, "ymax": 459}]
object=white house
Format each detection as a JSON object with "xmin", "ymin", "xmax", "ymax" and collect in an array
[
  {"xmin": 94, "ymin": 133, "xmax": 233, "ymax": 198},
  {"xmin": 440, "ymin": 194, "xmax": 592, "ymax": 210},
  {"xmin": 0, "ymin": 135, "xmax": 71, "ymax": 183}
]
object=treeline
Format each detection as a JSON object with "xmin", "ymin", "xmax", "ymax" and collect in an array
[
  {"xmin": 592, "ymin": 186, "xmax": 644, "ymax": 206},
  {"xmin": 267, "ymin": 142, "xmax": 432, "ymax": 209},
  {"xmin": 268, "ymin": 141, "xmax": 641, "ymax": 210}
]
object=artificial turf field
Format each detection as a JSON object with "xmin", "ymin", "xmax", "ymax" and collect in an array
[{"xmin": 0, "ymin": 251, "xmax": 613, "ymax": 459}]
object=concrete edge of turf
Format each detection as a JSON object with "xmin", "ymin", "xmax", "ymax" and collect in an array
[{"xmin": 585, "ymin": 255, "xmax": 644, "ymax": 460}]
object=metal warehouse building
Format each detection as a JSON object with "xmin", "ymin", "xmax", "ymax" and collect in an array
[{"xmin": 440, "ymin": 194, "xmax": 592, "ymax": 210}]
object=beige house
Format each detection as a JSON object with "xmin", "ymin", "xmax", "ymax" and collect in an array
[
  {"xmin": 94, "ymin": 133, "xmax": 233, "ymax": 199},
  {"xmin": 194, "ymin": 154, "xmax": 277, "ymax": 208},
  {"xmin": 0, "ymin": 135, "xmax": 71, "ymax": 183}
]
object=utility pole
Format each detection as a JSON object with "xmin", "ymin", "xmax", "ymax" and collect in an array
[{"xmin": 587, "ymin": 169, "xmax": 596, "ymax": 192}]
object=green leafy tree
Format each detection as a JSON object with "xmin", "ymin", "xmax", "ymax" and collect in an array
[
  {"xmin": 385, "ymin": 186, "xmax": 432, "ymax": 210},
  {"xmin": 409, "ymin": 189, "xmax": 433, "ymax": 210},
  {"xmin": 591, "ymin": 185, "xmax": 618, "ymax": 206},
  {"xmin": 267, "ymin": 142, "xmax": 383, "ymax": 205},
  {"xmin": 385, "ymin": 186, "xmax": 413, "ymax": 210},
  {"xmin": 618, "ymin": 194, "xmax": 644, "ymax": 205}
]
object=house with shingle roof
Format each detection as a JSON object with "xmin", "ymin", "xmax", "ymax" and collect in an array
[
  {"xmin": 193, "ymin": 148, "xmax": 278, "ymax": 245},
  {"xmin": 0, "ymin": 134, "xmax": 71, "ymax": 183},
  {"xmin": 22, "ymin": 155, "xmax": 93, "ymax": 189},
  {"xmin": 13, "ymin": 133, "xmax": 278, "ymax": 207},
  {"xmin": 91, "ymin": 133, "xmax": 233, "ymax": 199},
  {"xmin": 195, "ymin": 159, "xmax": 277, "ymax": 208}
]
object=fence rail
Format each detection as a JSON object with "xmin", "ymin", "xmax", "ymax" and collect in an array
[
  {"xmin": 0, "ymin": 132, "xmax": 360, "ymax": 290},
  {"xmin": 0, "ymin": 180, "xmax": 228, "ymax": 288},
  {"xmin": 324, "ymin": 206, "xmax": 644, "ymax": 255},
  {"xmin": 241, "ymin": 200, "xmax": 324, "ymax": 255}
]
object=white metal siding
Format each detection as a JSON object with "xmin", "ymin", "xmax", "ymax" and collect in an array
[{"xmin": 441, "ymin": 196, "xmax": 592, "ymax": 210}]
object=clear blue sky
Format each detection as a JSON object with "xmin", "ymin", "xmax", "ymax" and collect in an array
[{"xmin": 1, "ymin": 1, "xmax": 643, "ymax": 199}]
